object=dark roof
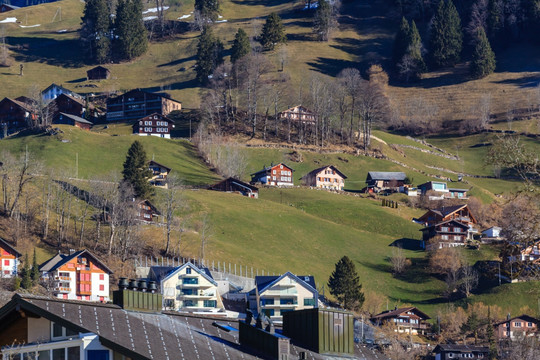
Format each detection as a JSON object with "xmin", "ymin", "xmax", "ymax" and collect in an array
[
  {"xmin": 431, "ymin": 204, "xmax": 468, "ymax": 217},
  {"xmin": 57, "ymin": 112, "xmax": 93, "ymax": 125},
  {"xmin": 0, "ymin": 294, "xmax": 356, "ymax": 360},
  {"xmin": 41, "ymin": 83, "xmax": 80, "ymax": 98},
  {"xmin": 419, "ymin": 219, "xmax": 470, "ymax": 231},
  {"xmin": 0, "ymin": 238, "xmax": 21, "ymax": 257},
  {"xmin": 434, "ymin": 344, "xmax": 489, "ymax": 353},
  {"xmin": 254, "ymin": 272, "xmax": 316, "ymax": 294},
  {"xmin": 38, "ymin": 249, "xmax": 113, "ymax": 274},
  {"xmin": 148, "ymin": 160, "xmax": 172, "ymax": 173},
  {"xmin": 137, "ymin": 199, "xmax": 161, "ymax": 216},
  {"xmin": 367, "ymin": 172, "xmax": 406, "ymax": 181},
  {"xmin": 303, "ymin": 165, "xmax": 347, "ymax": 180},
  {"xmin": 88, "ymin": 65, "xmax": 110, "ymax": 72},
  {"xmin": 371, "ymin": 307, "xmax": 431, "ymax": 320},
  {"xmin": 160, "ymin": 262, "xmax": 217, "ymax": 286},
  {"xmin": 493, "ymin": 314, "xmax": 540, "ymax": 326},
  {"xmin": 250, "ymin": 163, "xmax": 295, "ymax": 176},
  {"xmin": 208, "ymin": 177, "xmax": 259, "ymax": 192},
  {"xmin": 448, "ymin": 188, "xmax": 468, "ymax": 192},
  {"xmin": 1, "ymin": 97, "xmax": 33, "ymax": 112},
  {"xmin": 114, "ymin": 89, "xmax": 182, "ymax": 105}
]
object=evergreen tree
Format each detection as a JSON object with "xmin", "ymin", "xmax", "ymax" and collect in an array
[
  {"xmin": 230, "ymin": 28, "xmax": 251, "ymax": 63},
  {"xmin": 30, "ymin": 249, "xmax": 39, "ymax": 285},
  {"xmin": 114, "ymin": 0, "xmax": 148, "ymax": 61},
  {"xmin": 470, "ymin": 27, "xmax": 496, "ymax": 79},
  {"xmin": 429, "ymin": 0, "xmax": 463, "ymax": 68},
  {"xmin": 392, "ymin": 17, "xmax": 410, "ymax": 67},
  {"xmin": 80, "ymin": 0, "xmax": 111, "ymax": 63},
  {"xmin": 461, "ymin": 311, "xmax": 482, "ymax": 344},
  {"xmin": 328, "ymin": 256, "xmax": 365, "ymax": 311},
  {"xmin": 486, "ymin": 0, "xmax": 502, "ymax": 42},
  {"xmin": 21, "ymin": 254, "xmax": 32, "ymax": 290},
  {"xmin": 313, "ymin": 0, "xmax": 335, "ymax": 41},
  {"xmin": 196, "ymin": 25, "xmax": 224, "ymax": 83},
  {"xmin": 122, "ymin": 140, "xmax": 153, "ymax": 199},
  {"xmin": 487, "ymin": 307, "xmax": 498, "ymax": 360},
  {"xmin": 195, "ymin": 0, "xmax": 220, "ymax": 22},
  {"xmin": 260, "ymin": 13, "xmax": 286, "ymax": 51}
]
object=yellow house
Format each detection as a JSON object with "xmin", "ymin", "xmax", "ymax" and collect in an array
[
  {"xmin": 249, "ymin": 272, "xmax": 318, "ymax": 323},
  {"xmin": 160, "ymin": 262, "xmax": 224, "ymax": 313},
  {"xmin": 148, "ymin": 160, "xmax": 171, "ymax": 188}
]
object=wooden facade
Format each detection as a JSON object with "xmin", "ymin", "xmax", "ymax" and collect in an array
[
  {"xmin": 53, "ymin": 113, "xmax": 93, "ymax": 130},
  {"xmin": 136, "ymin": 199, "xmax": 161, "ymax": 222},
  {"xmin": 107, "ymin": 89, "xmax": 181, "ymax": 122},
  {"xmin": 371, "ymin": 307, "xmax": 430, "ymax": 335},
  {"xmin": 0, "ymin": 97, "xmax": 35, "ymax": 137},
  {"xmin": 133, "ymin": 113, "xmax": 174, "ymax": 139},
  {"xmin": 278, "ymin": 105, "xmax": 316, "ymax": 125},
  {"xmin": 421, "ymin": 219, "xmax": 470, "ymax": 249},
  {"xmin": 302, "ymin": 165, "xmax": 347, "ymax": 191},
  {"xmin": 418, "ymin": 204, "xmax": 477, "ymax": 227},
  {"xmin": 365, "ymin": 172, "xmax": 406, "ymax": 192},
  {"xmin": 251, "ymin": 163, "xmax": 294, "ymax": 187},
  {"xmin": 208, "ymin": 177, "xmax": 259, "ymax": 198},
  {"xmin": 87, "ymin": 66, "xmax": 111, "ymax": 80}
]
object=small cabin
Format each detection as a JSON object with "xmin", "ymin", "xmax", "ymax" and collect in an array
[
  {"xmin": 208, "ymin": 178, "xmax": 259, "ymax": 198},
  {"xmin": 87, "ymin": 66, "xmax": 111, "ymax": 81}
]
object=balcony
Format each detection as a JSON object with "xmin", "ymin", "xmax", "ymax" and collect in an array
[
  {"xmin": 262, "ymin": 289, "xmax": 298, "ymax": 296},
  {"xmin": 54, "ymin": 275, "xmax": 71, "ymax": 282},
  {"xmin": 54, "ymin": 286, "xmax": 71, "ymax": 293}
]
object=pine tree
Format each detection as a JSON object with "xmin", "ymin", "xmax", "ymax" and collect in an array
[
  {"xmin": 260, "ymin": 13, "xmax": 286, "ymax": 51},
  {"xmin": 30, "ymin": 249, "xmax": 40, "ymax": 285},
  {"xmin": 80, "ymin": 0, "xmax": 111, "ymax": 63},
  {"xmin": 392, "ymin": 17, "xmax": 410, "ymax": 67},
  {"xmin": 196, "ymin": 25, "xmax": 224, "ymax": 83},
  {"xmin": 122, "ymin": 140, "xmax": 153, "ymax": 199},
  {"xmin": 114, "ymin": 0, "xmax": 148, "ymax": 61},
  {"xmin": 328, "ymin": 256, "xmax": 365, "ymax": 311},
  {"xmin": 487, "ymin": 307, "xmax": 498, "ymax": 360},
  {"xmin": 486, "ymin": 0, "xmax": 502, "ymax": 42},
  {"xmin": 313, "ymin": 0, "xmax": 335, "ymax": 41},
  {"xmin": 230, "ymin": 28, "xmax": 250, "ymax": 63},
  {"xmin": 21, "ymin": 254, "xmax": 32, "ymax": 290},
  {"xmin": 409, "ymin": 21, "xmax": 426, "ymax": 72},
  {"xmin": 429, "ymin": 0, "xmax": 463, "ymax": 68},
  {"xmin": 470, "ymin": 27, "xmax": 496, "ymax": 79},
  {"xmin": 195, "ymin": 0, "xmax": 220, "ymax": 22}
]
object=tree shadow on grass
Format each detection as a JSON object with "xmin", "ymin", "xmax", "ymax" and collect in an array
[
  {"xmin": 492, "ymin": 74, "xmax": 540, "ymax": 88},
  {"xmin": 157, "ymin": 55, "xmax": 197, "ymax": 68},
  {"xmin": 7, "ymin": 36, "xmax": 85, "ymax": 68},
  {"xmin": 389, "ymin": 238, "xmax": 424, "ymax": 251},
  {"xmin": 66, "ymin": 77, "xmax": 86, "ymax": 83},
  {"xmin": 307, "ymin": 57, "xmax": 359, "ymax": 77}
]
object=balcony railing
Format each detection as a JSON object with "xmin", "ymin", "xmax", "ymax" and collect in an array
[
  {"xmin": 54, "ymin": 286, "xmax": 71, "ymax": 293},
  {"xmin": 54, "ymin": 275, "xmax": 71, "ymax": 281}
]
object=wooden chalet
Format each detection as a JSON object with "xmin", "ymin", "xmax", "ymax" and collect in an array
[
  {"xmin": 302, "ymin": 165, "xmax": 347, "ymax": 191},
  {"xmin": 0, "ymin": 97, "xmax": 36, "ymax": 137},
  {"xmin": 87, "ymin": 66, "xmax": 111, "ymax": 81},
  {"xmin": 133, "ymin": 113, "xmax": 174, "ymax": 139},
  {"xmin": 0, "ymin": 237, "xmax": 21, "ymax": 278},
  {"xmin": 494, "ymin": 314, "xmax": 539, "ymax": 340},
  {"xmin": 371, "ymin": 307, "xmax": 430, "ymax": 335},
  {"xmin": 136, "ymin": 199, "xmax": 161, "ymax": 222},
  {"xmin": 433, "ymin": 344, "xmax": 489, "ymax": 360},
  {"xmin": 250, "ymin": 163, "xmax": 294, "ymax": 187},
  {"xmin": 47, "ymin": 93, "xmax": 98, "ymax": 120},
  {"xmin": 365, "ymin": 171, "xmax": 406, "ymax": 192},
  {"xmin": 418, "ymin": 204, "xmax": 477, "ymax": 227},
  {"xmin": 53, "ymin": 113, "xmax": 93, "ymax": 130},
  {"xmin": 148, "ymin": 160, "xmax": 171, "ymax": 187},
  {"xmin": 208, "ymin": 177, "xmax": 259, "ymax": 198},
  {"xmin": 278, "ymin": 105, "xmax": 316, "ymax": 125},
  {"xmin": 107, "ymin": 89, "xmax": 181, "ymax": 122},
  {"xmin": 41, "ymin": 83, "xmax": 82, "ymax": 102},
  {"xmin": 519, "ymin": 240, "xmax": 540, "ymax": 263}
]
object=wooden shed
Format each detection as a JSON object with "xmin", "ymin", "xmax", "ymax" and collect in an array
[{"xmin": 87, "ymin": 66, "xmax": 111, "ymax": 81}]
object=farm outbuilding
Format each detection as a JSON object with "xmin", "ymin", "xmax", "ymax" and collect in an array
[{"xmin": 87, "ymin": 66, "xmax": 111, "ymax": 80}]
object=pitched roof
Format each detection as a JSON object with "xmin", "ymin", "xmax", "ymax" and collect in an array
[
  {"xmin": 148, "ymin": 160, "xmax": 171, "ymax": 173},
  {"xmin": 1, "ymin": 97, "xmax": 33, "ymax": 112},
  {"xmin": 137, "ymin": 199, "xmax": 161, "ymax": 216},
  {"xmin": 279, "ymin": 105, "xmax": 314, "ymax": 114},
  {"xmin": 57, "ymin": 112, "xmax": 93, "ymax": 125},
  {"xmin": 250, "ymin": 163, "xmax": 295, "ymax": 176},
  {"xmin": 208, "ymin": 177, "xmax": 259, "ymax": 192},
  {"xmin": 493, "ymin": 314, "xmax": 540, "ymax": 326},
  {"xmin": 419, "ymin": 219, "xmax": 470, "ymax": 231},
  {"xmin": 0, "ymin": 238, "xmax": 21, "ymax": 257},
  {"xmin": 303, "ymin": 165, "xmax": 347, "ymax": 180},
  {"xmin": 254, "ymin": 272, "xmax": 317, "ymax": 295},
  {"xmin": 41, "ymin": 83, "xmax": 80, "ymax": 98},
  {"xmin": 430, "ymin": 204, "xmax": 468, "ymax": 217},
  {"xmin": 115, "ymin": 89, "xmax": 182, "ymax": 105},
  {"xmin": 38, "ymin": 249, "xmax": 113, "ymax": 274},
  {"xmin": 88, "ymin": 65, "xmax": 110, "ymax": 72},
  {"xmin": 367, "ymin": 172, "xmax": 406, "ymax": 181},
  {"xmin": 371, "ymin": 307, "xmax": 430, "ymax": 320},
  {"xmin": 161, "ymin": 262, "xmax": 217, "ymax": 286},
  {"xmin": 434, "ymin": 344, "xmax": 488, "ymax": 353}
]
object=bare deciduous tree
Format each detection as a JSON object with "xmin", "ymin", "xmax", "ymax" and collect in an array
[
  {"xmin": 162, "ymin": 174, "xmax": 184, "ymax": 255},
  {"xmin": 390, "ymin": 246, "xmax": 408, "ymax": 275},
  {"xmin": 459, "ymin": 265, "xmax": 479, "ymax": 297}
]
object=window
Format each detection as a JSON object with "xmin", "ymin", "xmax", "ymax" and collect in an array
[
  {"xmin": 261, "ymin": 298, "xmax": 274, "ymax": 306},
  {"xmin": 203, "ymin": 300, "xmax": 217, "ymax": 308},
  {"xmin": 528, "ymin": 322, "xmax": 533, "ymax": 327},
  {"xmin": 441, "ymin": 227, "xmax": 449, "ymax": 232},
  {"xmin": 454, "ymin": 235, "xmax": 461, "ymax": 241},
  {"xmin": 52, "ymin": 323, "xmax": 63, "ymax": 338},
  {"xmin": 263, "ymin": 309, "xmax": 274, "ymax": 317},
  {"xmin": 99, "ymin": 284, "xmax": 105, "ymax": 291},
  {"xmin": 273, "ymin": 170, "xmax": 276, "ymax": 174},
  {"xmin": 52, "ymin": 349, "xmax": 64, "ymax": 360},
  {"xmin": 280, "ymin": 298, "xmax": 296, "ymax": 305},
  {"xmin": 87, "ymin": 350, "xmax": 110, "ymax": 360},
  {"xmin": 99, "ymin": 274, "xmax": 104, "ymax": 281},
  {"xmin": 38, "ymin": 350, "xmax": 51, "ymax": 360},
  {"xmin": 441, "ymin": 235, "xmax": 449, "ymax": 240},
  {"xmin": 185, "ymin": 267, "xmax": 191, "ymax": 274},
  {"xmin": 183, "ymin": 278, "xmax": 198, "ymax": 285},
  {"xmin": 514, "ymin": 322, "xmax": 522, "ymax": 327},
  {"xmin": 67, "ymin": 347, "xmax": 80, "ymax": 360},
  {"xmin": 304, "ymin": 298, "xmax": 315, "ymax": 306},
  {"xmin": 454, "ymin": 227, "xmax": 461, "ymax": 233},
  {"xmin": 3, "ymin": 259, "xmax": 9, "ymax": 266},
  {"xmin": 183, "ymin": 300, "xmax": 196, "ymax": 307}
]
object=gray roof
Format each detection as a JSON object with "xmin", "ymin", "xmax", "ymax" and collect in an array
[
  {"xmin": 434, "ymin": 344, "xmax": 489, "ymax": 353},
  {"xmin": 0, "ymin": 294, "xmax": 369, "ymax": 359},
  {"xmin": 38, "ymin": 250, "xmax": 113, "ymax": 274},
  {"xmin": 254, "ymin": 272, "xmax": 317, "ymax": 295},
  {"xmin": 367, "ymin": 172, "xmax": 406, "ymax": 181},
  {"xmin": 57, "ymin": 112, "xmax": 93, "ymax": 125},
  {"xmin": 0, "ymin": 238, "xmax": 21, "ymax": 257}
]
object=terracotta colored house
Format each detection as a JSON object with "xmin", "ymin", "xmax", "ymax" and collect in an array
[
  {"xmin": 251, "ymin": 163, "xmax": 294, "ymax": 187},
  {"xmin": 371, "ymin": 307, "xmax": 431, "ymax": 335},
  {"xmin": 278, "ymin": 105, "xmax": 316, "ymax": 125},
  {"xmin": 107, "ymin": 89, "xmax": 181, "ymax": 122},
  {"xmin": 494, "ymin": 314, "xmax": 539, "ymax": 340},
  {"xmin": 87, "ymin": 65, "xmax": 111, "ymax": 80},
  {"xmin": 148, "ymin": 160, "xmax": 171, "ymax": 187},
  {"xmin": 0, "ymin": 238, "xmax": 21, "ymax": 278},
  {"xmin": 302, "ymin": 165, "xmax": 347, "ymax": 191},
  {"xmin": 133, "ymin": 113, "xmax": 174, "ymax": 139},
  {"xmin": 53, "ymin": 113, "xmax": 93, "ymax": 130},
  {"xmin": 39, "ymin": 249, "xmax": 113, "ymax": 302},
  {"xmin": 208, "ymin": 177, "xmax": 259, "ymax": 198}
]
